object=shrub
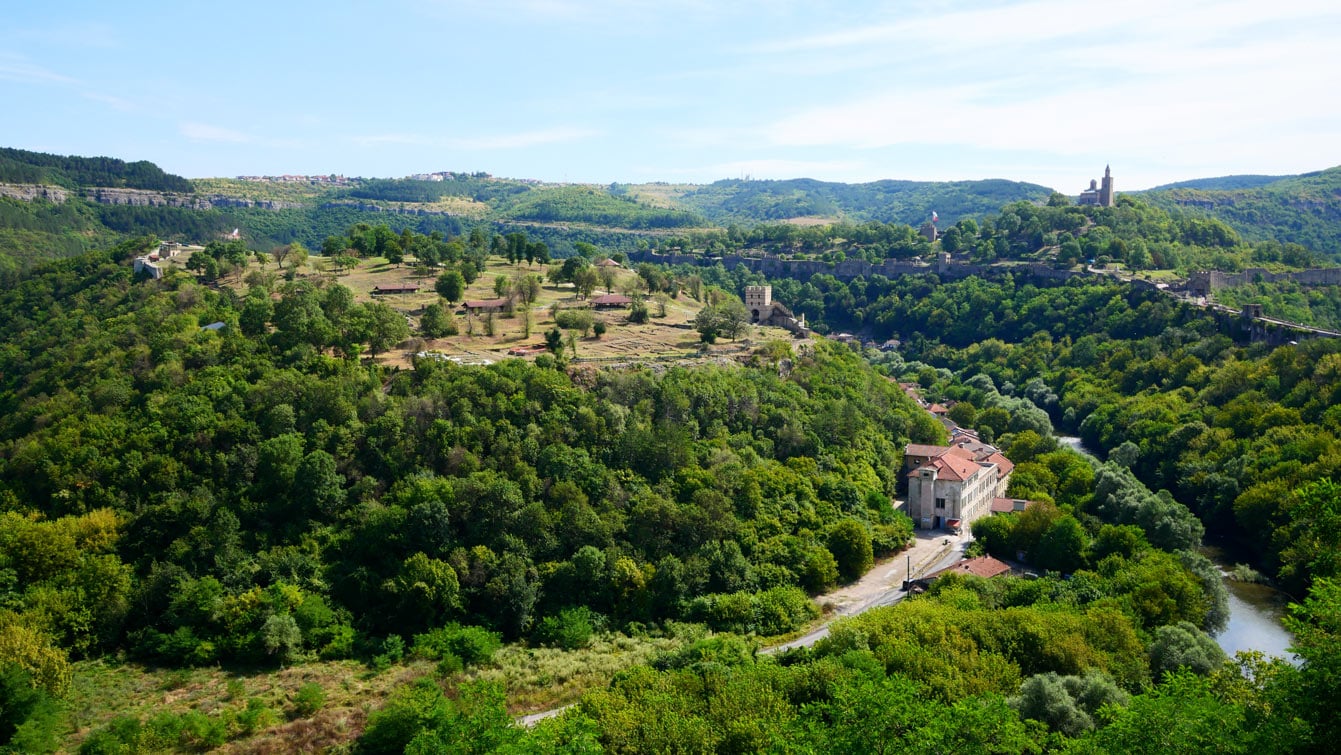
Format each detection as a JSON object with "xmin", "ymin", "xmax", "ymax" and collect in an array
[
  {"xmin": 411, "ymin": 623, "xmax": 502, "ymax": 667},
  {"xmin": 0, "ymin": 663, "xmax": 61, "ymax": 754},
  {"xmin": 370, "ymin": 635, "xmax": 405, "ymax": 671},
  {"xmin": 357, "ymin": 677, "xmax": 451, "ymax": 755},
  {"xmin": 686, "ymin": 586, "xmax": 818, "ymax": 636},
  {"xmin": 292, "ymin": 683, "xmax": 326, "ymax": 718},
  {"xmin": 652, "ymin": 635, "xmax": 758, "ymax": 672},
  {"xmin": 554, "ymin": 309, "xmax": 594, "ymax": 335},
  {"xmin": 533, "ymin": 607, "xmax": 603, "ymax": 650},
  {"xmin": 233, "ymin": 698, "xmax": 278, "ymax": 737},
  {"xmin": 1149, "ymin": 621, "xmax": 1227, "ymax": 677},
  {"xmin": 1010, "ymin": 670, "xmax": 1129, "ymax": 736}
]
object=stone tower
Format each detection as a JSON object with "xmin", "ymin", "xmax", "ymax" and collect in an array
[
  {"xmin": 744, "ymin": 285, "xmax": 772, "ymax": 322},
  {"xmin": 1099, "ymin": 165, "xmax": 1115, "ymax": 207}
]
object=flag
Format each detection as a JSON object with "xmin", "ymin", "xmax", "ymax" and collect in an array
[{"xmin": 931, "ymin": 211, "xmax": 938, "ymax": 223}]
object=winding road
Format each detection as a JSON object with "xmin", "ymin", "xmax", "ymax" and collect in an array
[{"xmin": 517, "ymin": 529, "xmax": 972, "ymax": 726}]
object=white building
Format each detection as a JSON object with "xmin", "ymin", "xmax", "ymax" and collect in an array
[{"xmin": 904, "ymin": 443, "xmax": 1013, "ymax": 531}]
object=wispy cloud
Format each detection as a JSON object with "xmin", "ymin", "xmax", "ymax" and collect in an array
[
  {"xmin": 9, "ymin": 22, "xmax": 121, "ymax": 50},
  {"xmin": 756, "ymin": 0, "xmax": 1341, "ymax": 181},
  {"xmin": 0, "ymin": 53, "xmax": 77, "ymax": 85},
  {"xmin": 415, "ymin": 0, "xmax": 786, "ymax": 26},
  {"xmin": 1, "ymin": 52, "xmax": 140, "ymax": 114},
  {"xmin": 81, "ymin": 91, "xmax": 135, "ymax": 112}
]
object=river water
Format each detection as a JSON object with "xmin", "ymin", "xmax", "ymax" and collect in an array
[{"xmin": 1056, "ymin": 436, "xmax": 1298, "ymax": 663}]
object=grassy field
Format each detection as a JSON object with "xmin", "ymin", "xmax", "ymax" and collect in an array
[
  {"xmin": 59, "ymin": 630, "xmax": 689, "ymax": 753},
  {"xmin": 262, "ymin": 253, "xmax": 800, "ymax": 370}
]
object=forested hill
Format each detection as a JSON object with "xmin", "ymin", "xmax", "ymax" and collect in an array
[
  {"xmin": 665, "ymin": 176, "xmax": 1051, "ymax": 226},
  {"xmin": 0, "ymin": 241, "xmax": 940, "ymax": 708},
  {"xmin": 1141, "ymin": 166, "xmax": 1341, "ymax": 254},
  {"xmin": 1148, "ymin": 174, "xmax": 1289, "ymax": 192},
  {"xmin": 0, "ymin": 147, "xmax": 194, "ymax": 192}
]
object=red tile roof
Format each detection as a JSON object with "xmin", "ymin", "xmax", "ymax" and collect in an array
[
  {"xmin": 908, "ymin": 452, "xmax": 984, "ymax": 482},
  {"xmin": 933, "ymin": 555, "xmax": 1012, "ymax": 579},
  {"xmin": 992, "ymin": 497, "xmax": 1035, "ymax": 514},
  {"xmin": 986, "ymin": 452, "xmax": 1014, "ymax": 476},
  {"xmin": 905, "ymin": 444, "xmax": 951, "ymax": 458},
  {"xmin": 591, "ymin": 294, "xmax": 632, "ymax": 306},
  {"xmin": 945, "ymin": 445, "xmax": 977, "ymax": 461}
]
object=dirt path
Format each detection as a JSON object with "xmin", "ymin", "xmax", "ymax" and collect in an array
[{"xmin": 517, "ymin": 529, "xmax": 972, "ymax": 725}]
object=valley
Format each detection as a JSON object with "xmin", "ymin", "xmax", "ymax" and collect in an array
[{"xmin": 1, "ymin": 148, "xmax": 1340, "ymax": 753}]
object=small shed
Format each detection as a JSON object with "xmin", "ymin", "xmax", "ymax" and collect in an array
[
  {"xmin": 591, "ymin": 294, "xmax": 632, "ymax": 309},
  {"xmin": 372, "ymin": 284, "xmax": 419, "ymax": 295},
  {"xmin": 464, "ymin": 298, "xmax": 510, "ymax": 313}
]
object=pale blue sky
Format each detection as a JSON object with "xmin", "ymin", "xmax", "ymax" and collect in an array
[{"xmin": 2, "ymin": 0, "xmax": 1338, "ymax": 191}]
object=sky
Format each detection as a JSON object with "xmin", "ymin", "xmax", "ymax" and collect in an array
[{"xmin": 2, "ymin": 0, "xmax": 1339, "ymax": 192}]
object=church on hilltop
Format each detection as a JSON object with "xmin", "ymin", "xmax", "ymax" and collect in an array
[{"xmin": 1078, "ymin": 165, "xmax": 1116, "ymax": 207}]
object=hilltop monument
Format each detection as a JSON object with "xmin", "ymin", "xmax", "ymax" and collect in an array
[{"xmin": 1078, "ymin": 165, "xmax": 1116, "ymax": 207}]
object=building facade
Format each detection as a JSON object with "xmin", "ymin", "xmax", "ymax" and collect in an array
[{"xmin": 904, "ymin": 443, "xmax": 1011, "ymax": 531}]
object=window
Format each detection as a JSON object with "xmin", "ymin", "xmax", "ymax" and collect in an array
[{"xmin": 935, "ymin": 497, "xmax": 946, "ymax": 510}]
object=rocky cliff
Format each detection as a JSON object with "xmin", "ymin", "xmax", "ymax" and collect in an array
[
  {"xmin": 0, "ymin": 182, "xmax": 301, "ymax": 210},
  {"xmin": 88, "ymin": 187, "xmax": 301, "ymax": 210},
  {"xmin": 0, "ymin": 183, "xmax": 69, "ymax": 203}
]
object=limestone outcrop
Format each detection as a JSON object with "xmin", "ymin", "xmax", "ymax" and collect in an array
[{"xmin": 0, "ymin": 183, "xmax": 69, "ymax": 203}]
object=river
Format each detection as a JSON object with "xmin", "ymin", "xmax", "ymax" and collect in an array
[{"xmin": 1056, "ymin": 436, "xmax": 1298, "ymax": 663}]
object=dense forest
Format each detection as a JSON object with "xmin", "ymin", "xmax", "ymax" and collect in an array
[
  {"xmin": 0, "ymin": 148, "xmax": 194, "ymax": 193},
  {"xmin": 1142, "ymin": 166, "xmax": 1341, "ymax": 255},
  {"xmin": 0, "ymin": 241, "xmax": 979, "ymax": 748},
  {"xmin": 672, "ymin": 176, "xmax": 1052, "ymax": 226},
  {"xmin": 3, "ymin": 147, "xmax": 1341, "ymax": 751},
  {"xmin": 1212, "ymin": 278, "xmax": 1341, "ymax": 331},
  {"xmin": 0, "ymin": 240, "xmax": 1337, "ymax": 752},
  {"xmin": 646, "ymin": 194, "xmax": 1324, "ymax": 277},
  {"xmin": 705, "ymin": 269, "xmax": 1341, "ymax": 598},
  {"xmin": 500, "ymin": 186, "xmax": 704, "ymax": 229}
]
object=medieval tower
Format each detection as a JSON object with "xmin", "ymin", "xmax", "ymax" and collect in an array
[
  {"xmin": 744, "ymin": 285, "xmax": 773, "ymax": 322},
  {"xmin": 1078, "ymin": 165, "xmax": 1116, "ymax": 207}
]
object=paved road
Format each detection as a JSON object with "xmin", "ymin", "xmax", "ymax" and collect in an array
[
  {"xmin": 767, "ymin": 529, "xmax": 970, "ymax": 653},
  {"xmin": 517, "ymin": 529, "xmax": 972, "ymax": 725}
]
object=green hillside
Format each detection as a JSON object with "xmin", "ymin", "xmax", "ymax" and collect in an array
[
  {"xmin": 668, "ymin": 176, "xmax": 1053, "ymax": 225},
  {"xmin": 3, "ymin": 221, "xmax": 1341, "ymax": 751},
  {"xmin": 498, "ymin": 184, "xmax": 705, "ymax": 228},
  {"xmin": 0, "ymin": 147, "xmax": 194, "ymax": 192},
  {"xmin": 1142, "ymin": 166, "xmax": 1341, "ymax": 255},
  {"xmin": 1148, "ymin": 174, "xmax": 1288, "ymax": 191}
]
